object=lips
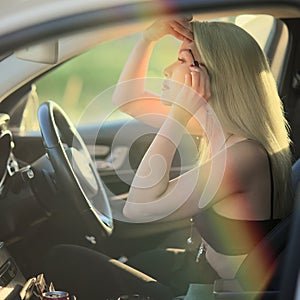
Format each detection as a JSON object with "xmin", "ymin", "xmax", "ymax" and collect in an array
[{"xmin": 162, "ymin": 81, "xmax": 170, "ymax": 91}]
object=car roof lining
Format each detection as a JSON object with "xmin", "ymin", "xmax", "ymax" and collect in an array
[
  {"xmin": 0, "ymin": 1, "xmax": 299, "ymax": 55},
  {"xmin": 0, "ymin": 4, "xmax": 297, "ymax": 103},
  {"xmin": 236, "ymin": 15, "xmax": 290, "ymax": 93}
]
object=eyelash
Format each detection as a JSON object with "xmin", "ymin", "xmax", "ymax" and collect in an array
[{"xmin": 178, "ymin": 58, "xmax": 185, "ymax": 64}]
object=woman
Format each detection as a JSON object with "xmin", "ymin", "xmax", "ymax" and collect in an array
[
  {"xmin": 114, "ymin": 13, "xmax": 293, "ymax": 279},
  {"xmin": 44, "ymin": 17, "xmax": 293, "ymax": 299}
]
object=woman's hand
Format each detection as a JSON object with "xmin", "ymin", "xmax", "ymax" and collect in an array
[
  {"xmin": 170, "ymin": 65, "xmax": 211, "ymax": 126},
  {"xmin": 143, "ymin": 16, "xmax": 194, "ymax": 42}
]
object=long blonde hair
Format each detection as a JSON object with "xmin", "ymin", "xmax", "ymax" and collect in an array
[{"xmin": 193, "ymin": 21, "xmax": 293, "ymax": 218}]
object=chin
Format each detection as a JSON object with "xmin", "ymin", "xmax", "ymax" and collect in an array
[
  {"xmin": 160, "ymin": 91, "xmax": 175, "ymax": 106},
  {"xmin": 160, "ymin": 98, "xmax": 172, "ymax": 106}
]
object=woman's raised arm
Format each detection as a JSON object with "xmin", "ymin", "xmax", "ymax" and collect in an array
[{"xmin": 112, "ymin": 17, "xmax": 194, "ymax": 128}]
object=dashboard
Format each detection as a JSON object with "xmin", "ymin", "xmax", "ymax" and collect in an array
[
  {"xmin": 0, "ymin": 115, "xmax": 25, "ymax": 300},
  {"xmin": 0, "ymin": 242, "xmax": 25, "ymax": 299}
]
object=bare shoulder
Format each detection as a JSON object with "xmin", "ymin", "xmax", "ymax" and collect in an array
[
  {"xmin": 226, "ymin": 139, "xmax": 269, "ymax": 181},
  {"xmin": 228, "ymin": 139, "xmax": 268, "ymax": 162},
  {"xmin": 213, "ymin": 139, "xmax": 271, "ymax": 219}
]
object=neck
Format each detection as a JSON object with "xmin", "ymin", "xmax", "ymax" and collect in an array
[
  {"xmin": 206, "ymin": 130, "xmax": 233, "ymax": 152},
  {"xmin": 223, "ymin": 133, "xmax": 234, "ymax": 146}
]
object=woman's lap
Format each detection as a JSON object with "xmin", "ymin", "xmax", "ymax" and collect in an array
[
  {"xmin": 43, "ymin": 244, "xmax": 218, "ymax": 299},
  {"xmin": 127, "ymin": 248, "xmax": 219, "ymax": 296},
  {"xmin": 43, "ymin": 244, "xmax": 172, "ymax": 300}
]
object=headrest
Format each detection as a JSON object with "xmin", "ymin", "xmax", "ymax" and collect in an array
[{"xmin": 236, "ymin": 14, "xmax": 289, "ymax": 89}]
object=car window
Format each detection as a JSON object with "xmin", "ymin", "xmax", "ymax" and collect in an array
[
  {"xmin": 33, "ymin": 14, "xmax": 288, "ymax": 127},
  {"xmin": 35, "ymin": 33, "xmax": 180, "ymax": 125}
]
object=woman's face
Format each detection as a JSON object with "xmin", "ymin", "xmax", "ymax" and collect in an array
[{"xmin": 160, "ymin": 39, "xmax": 201, "ymax": 104}]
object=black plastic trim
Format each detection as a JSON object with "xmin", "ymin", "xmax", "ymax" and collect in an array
[{"xmin": 0, "ymin": 0, "xmax": 299, "ymax": 55}]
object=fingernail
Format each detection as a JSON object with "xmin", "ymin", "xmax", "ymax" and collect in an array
[{"xmin": 184, "ymin": 15, "xmax": 193, "ymax": 21}]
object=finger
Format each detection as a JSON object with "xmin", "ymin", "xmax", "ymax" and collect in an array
[
  {"xmin": 199, "ymin": 66, "xmax": 207, "ymax": 98},
  {"xmin": 190, "ymin": 67, "xmax": 205, "ymax": 96},
  {"xmin": 171, "ymin": 30, "xmax": 190, "ymax": 41},
  {"xmin": 184, "ymin": 15, "xmax": 193, "ymax": 21},
  {"xmin": 177, "ymin": 15, "xmax": 193, "ymax": 22},
  {"xmin": 170, "ymin": 27, "xmax": 193, "ymax": 41},
  {"xmin": 192, "ymin": 64, "xmax": 212, "ymax": 100},
  {"xmin": 199, "ymin": 65, "xmax": 211, "ymax": 99},
  {"xmin": 175, "ymin": 18, "xmax": 193, "ymax": 31},
  {"xmin": 169, "ymin": 21, "xmax": 193, "ymax": 40},
  {"xmin": 184, "ymin": 72, "xmax": 192, "ymax": 88},
  {"xmin": 204, "ymin": 71, "xmax": 211, "ymax": 100}
]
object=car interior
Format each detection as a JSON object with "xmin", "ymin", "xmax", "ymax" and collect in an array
[{"xmin": 0, "ymin": 2, "xmax": 300, "ymax": 299}]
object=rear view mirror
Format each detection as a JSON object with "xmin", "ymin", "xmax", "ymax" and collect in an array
[{"xmin": 14, "ymin": 40, "xmax": 58, "ymax": 64}]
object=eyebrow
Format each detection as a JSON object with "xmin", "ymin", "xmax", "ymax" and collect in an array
[
  {"xmin": 179, "ymin": 48, "xmax": 199, "ymax": 67},
  {"xmin": 179, "ymin": 48, "xmax": 191, "ymax": 54}
]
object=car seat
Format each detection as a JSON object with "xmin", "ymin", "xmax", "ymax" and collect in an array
[
  {"xmin": 208, "ymin": 14, "xmax": 292, "ymax": 299},
  {"xmin": 277, "ymin": 161, "xmax": 300, "ymax": 300},
  {"xmin": 179, "ymin": 157, "xmax": 300, "ymax": 300}
]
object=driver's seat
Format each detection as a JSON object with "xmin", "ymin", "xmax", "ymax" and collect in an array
[
  {"xmin": 231, "ymin": 158, "xmax": 300, "ymax": 296},
  {"xmin": 192, "ymin": 14, "xmax": 292, "ymax": 299},
  {"xmin": 181, "ymin": 158, "xmax": 300, "ymax": 300}
]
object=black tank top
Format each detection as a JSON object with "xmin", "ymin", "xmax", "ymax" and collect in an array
[
  {"xmin": 193, "ymin": 144, "xmax": 280, "ymax": 255},
  {"xmin": 193, "ymin": 210, "xmax": 280, "ymax": 255}
]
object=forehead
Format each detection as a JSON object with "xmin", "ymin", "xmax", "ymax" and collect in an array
[{"xmin": 178, "ymin": 40, "xmax": 198, "ymax": 56}]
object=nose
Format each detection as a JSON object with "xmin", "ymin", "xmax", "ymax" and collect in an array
[{"xmin": 163, "ymin": 62, "xmax": 174, "ymax": 78}]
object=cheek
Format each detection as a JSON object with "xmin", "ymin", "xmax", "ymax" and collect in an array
[
  {"xmin": 161, "ymin": 66, "xmax": 188, "ymax": 103},
  {"xmin": 171, "ymin": 67, "xmax": 187, "ymax": 83},
  {"xmin": 169, "ymin": 80, "xmax": 183, "ymax": 94},
  {"xmin": 169, "ymin": 67, "xmax": 187, "ymax": 95}
]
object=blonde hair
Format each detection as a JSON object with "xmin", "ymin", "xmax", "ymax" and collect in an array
[{"xmin": 193, "ymin": 21, "xmax": 293, "ymax": 218}]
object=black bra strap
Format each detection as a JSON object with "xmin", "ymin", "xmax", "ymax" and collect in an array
[{"xmin": 266, "ymin": 151, "xmax": 274, "ymax": 219}]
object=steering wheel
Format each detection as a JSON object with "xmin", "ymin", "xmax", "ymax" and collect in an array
[{"xmin": 38, "ymin": 101, "xmax": 113, "ymax": 237}]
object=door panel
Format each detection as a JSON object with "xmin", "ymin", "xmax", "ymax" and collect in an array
[
  {"xmin": 78, "ymin": 119, "xmax": 200, "ymax": 197},
  {"xmin": 78, "ymin": 119, "xmax": 200, "ymax": 242},
  {"xmin": 14, "ymin": 119, "xmax": 199, "ymax": 242}
]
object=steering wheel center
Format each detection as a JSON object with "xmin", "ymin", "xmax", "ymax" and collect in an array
[{"xmin": 66, "ymin": 147, "xmax": 98, "ymax": 198}]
